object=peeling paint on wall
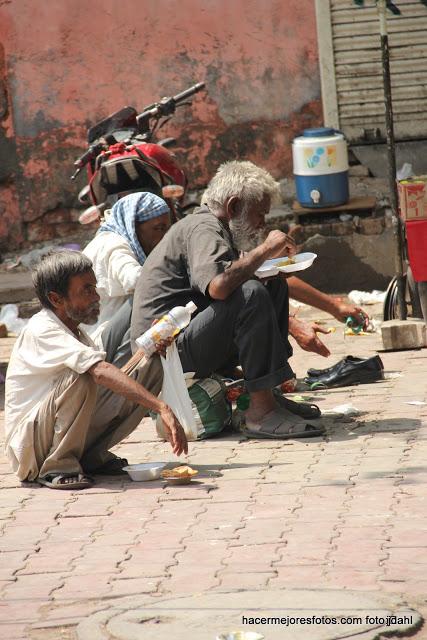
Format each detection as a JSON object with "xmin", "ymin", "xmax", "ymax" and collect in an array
[{"xmin": 0, "ymin": 0, "xmax": 321, "ymax": 250}]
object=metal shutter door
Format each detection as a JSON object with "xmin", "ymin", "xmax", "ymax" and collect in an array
[{"xmin": 316, "ymin": 0, "xmax": 427, "ymax": 143}]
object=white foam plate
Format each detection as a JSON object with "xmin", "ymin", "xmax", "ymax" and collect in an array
[
  {"xmin": 123, "ymin": 462, "xmax": 166, "ymax": 481},
  {"xmin": 255, "ymin": 252, "xmax": 317, "ymax": 278}
]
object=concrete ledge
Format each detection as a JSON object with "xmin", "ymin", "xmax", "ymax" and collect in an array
[{"xmin": 0, "ymin": 272, "xmax": 34, "ymax": 304}]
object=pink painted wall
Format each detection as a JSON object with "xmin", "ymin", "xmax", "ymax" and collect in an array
[{"xmin": 0, "ymin": 0, "xmax": 321, "ymax": 249}]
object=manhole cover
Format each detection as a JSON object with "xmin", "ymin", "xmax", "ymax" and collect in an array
[{"xmin": 77, "ymin": 589, "xmax": 422, "ymax": 640}]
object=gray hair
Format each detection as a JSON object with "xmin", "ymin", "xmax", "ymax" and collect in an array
[
  {"xmin": 32, "ymin": 250, "xmax": 93, "ymax": 310},
  {"xmin": 203, "ymin": 160, "xmax": 282, "ymax": 212}
]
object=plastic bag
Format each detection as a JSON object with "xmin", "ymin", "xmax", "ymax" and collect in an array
[
  {"xmin": 0, "ymin": 304, "xmax": 28, "ymax": 334},
  {"xmin": 348, "ymin": 290, "xmax": 386, "ymax": 305},
  {"xmin": 157, "ymin": 346, "xmax": 231, "ymax": 441},
  {"xmin": 158, "ymin": 343, "xmax": 199, "ymax": 440},
  {"xmin": 322, "ymin": 403, "xmax": 361, "ymax": 416},
  {"xmin": 396, "ymin": 162, "xmax": 413, "ymax": 181}
]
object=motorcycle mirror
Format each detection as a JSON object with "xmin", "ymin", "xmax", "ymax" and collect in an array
[
  {"xmin": 79, "ymin": 204, "xmax": 104, "ymax": 225},
  {"xmin": 162, "ymin": 184, "xmax": 185, "ymax": 199}
]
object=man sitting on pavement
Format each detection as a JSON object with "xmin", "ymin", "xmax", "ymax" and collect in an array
[
  {"xmin": 5, "ymin": 250, "xmax": 187, "ymax": 490},
  {"xmin": 130, "ymin": 160, "xmax": 326, "ymax": 439}
]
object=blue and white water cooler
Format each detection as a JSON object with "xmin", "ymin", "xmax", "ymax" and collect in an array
[{"xmin": 292, "ymin": 127, "xmax": 349, "ymax": 208}]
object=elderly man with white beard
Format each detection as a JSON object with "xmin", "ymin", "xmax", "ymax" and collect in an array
[{"xmin": 130, "ymin": 160, "xmax": 325, "ymax": 439}]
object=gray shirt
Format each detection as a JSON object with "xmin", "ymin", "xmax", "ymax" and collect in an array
[{"xmin": 130, "ymin": 208, "xmax": 239, "ymax": 349}]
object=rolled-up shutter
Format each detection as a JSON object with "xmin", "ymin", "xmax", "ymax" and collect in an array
[{"xmin": 315, "ymin": 0, "xmax": 427, "ymax": 143}]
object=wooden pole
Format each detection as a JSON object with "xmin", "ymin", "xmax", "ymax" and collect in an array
[{"xmin": 378, "ymin": 0, "xmax": 407, "ymax": 319}]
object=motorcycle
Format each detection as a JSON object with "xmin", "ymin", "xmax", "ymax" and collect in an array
[{"xmin": 71, "ymin": 81, "xmax": 206, "ymax": 224}]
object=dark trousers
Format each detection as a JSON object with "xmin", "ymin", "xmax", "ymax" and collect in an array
[
  {"xmin": 101, "ymin": 297, "xmax": 133, "ymax": 368},
  {"xmin": 177, "ymin": 278, "xmax": 294, "ymax": 392}
]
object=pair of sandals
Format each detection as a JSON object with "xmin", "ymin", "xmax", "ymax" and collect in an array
[
  {"xmin": 37, "ymin": 456, "xmax": 129, "ymax": 490},
  {"xmin": 241, "ymin": 393, "xmax": 325, "ymax": 440}
]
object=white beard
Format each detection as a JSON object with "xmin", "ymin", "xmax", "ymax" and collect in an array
[{"xmin": 229, "ymin": 215, "xmax": 267, "ymax": 252}]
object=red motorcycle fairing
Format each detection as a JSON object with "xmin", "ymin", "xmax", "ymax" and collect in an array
[
  {"xmin": 140, "ymin": 143, "xmax": 186, "ymax": 187},
  {"xmin": 88, "ymin": 142, "xmax": 187, "ymax": 206}
]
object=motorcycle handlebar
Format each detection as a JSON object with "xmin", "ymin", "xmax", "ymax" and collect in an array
[
  {"xmin": 71, "ymin": 82, "xmax": 207, "ymax": 178},
  {"xmin": 71, "ymin": 142, "xmax": 105, "ymax": 180},
  {"xmin": 73, "ymin": 142, "xmax": 104, "ymax": 169},
  {"xmin": 74, "ymin": 148, "xmax": 94, "ymax": 169},
  {"xmin": 138, "ymin": 82, "xmax": 206, "ymax": 122},
  {"xmin": 172, "ymin": 82, "xmax": 205, "ymax": 104}
]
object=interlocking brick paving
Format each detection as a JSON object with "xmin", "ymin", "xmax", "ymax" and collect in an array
[{"xmin": 1, "ymin": 302, "xmax": 426, "ymax": 639}]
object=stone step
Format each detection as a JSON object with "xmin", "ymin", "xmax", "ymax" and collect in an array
[{"xmin": 0, "ymin": 272, "xmax": 34, "ymax": 305}]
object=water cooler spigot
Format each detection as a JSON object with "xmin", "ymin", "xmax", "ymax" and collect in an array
[{"xmin": 310, "ymin": 189, "xmax": 321, "ymax": 204}]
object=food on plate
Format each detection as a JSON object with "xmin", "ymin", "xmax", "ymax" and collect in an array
[
  {"xmin": 256, "ymin": 252, "xmax": 316, "ymax": 278},
  {"xmin": 161, "ymin": 465, "xmax": 198, "ymax": 479},
  {"xmin": 276, "ymin": 257, "xmax": 295, "ymax": 267}
]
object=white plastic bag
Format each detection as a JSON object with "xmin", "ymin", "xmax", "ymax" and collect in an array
[
  {"xmin": 323, "ymin": 403, "xmax": 361, "ymax": 416},
  {"xmin": 396, "ymin": 162, "xmax": 413, "ymax": 181},
  {"xmin": 0, "ymin": 304, "xmax": 28, "ymax": 334},
  {"xmin": 348, "ymin": 290, "xmax": 386, "ymax": 305},
  {"xmin": 158, "ymin": 343, "xmax": 199, "ymax": 440}
]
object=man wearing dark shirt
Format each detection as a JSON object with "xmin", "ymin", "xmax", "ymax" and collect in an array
[{"xmin": 131, "ymin": 161, "xmax": 324, "ymax": 440}]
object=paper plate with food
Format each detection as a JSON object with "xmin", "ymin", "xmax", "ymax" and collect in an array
[
  {"xmin": 255, "ymin": 252, "xmax": 317, "ymax": 278},
  {"xmin": 161, "ymin": 465, "xmax": 199, "ymax": 485}
]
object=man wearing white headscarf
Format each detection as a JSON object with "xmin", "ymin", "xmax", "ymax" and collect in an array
[{"xmin": 83, "ymin": 192, "xmax": 170, "ymax": 362}]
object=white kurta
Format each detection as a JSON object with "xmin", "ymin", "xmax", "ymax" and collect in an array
[
  {"xmin": 82, "ymin": 231, "xmax": 143, "ymax": 343},
  {"xmin": 4, "ymin": 309, "xmax": 106, "ymax": 480}
]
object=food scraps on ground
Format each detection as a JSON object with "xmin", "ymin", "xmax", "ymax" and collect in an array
[
  {"xmin": 280, "ymin": 378, "xmax": 298, "ymax": 393},
  {"xmin": 344, "ymin": 328, "xmax": 370, "ymax": 336}
]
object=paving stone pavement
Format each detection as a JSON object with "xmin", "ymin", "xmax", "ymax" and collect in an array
[{"xmin": 1, "ymin": 302, "xmax": 427, "ymax": 639}]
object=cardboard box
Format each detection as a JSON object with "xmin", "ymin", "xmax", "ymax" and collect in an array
[{"xmin": 398, "ymin": 176, "xmax": 427, "ymax": 221}]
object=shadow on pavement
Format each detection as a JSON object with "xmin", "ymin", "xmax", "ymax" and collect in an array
[{"xmin": 325, "ymin": 417, "xmax": 421, "ymax": 441}]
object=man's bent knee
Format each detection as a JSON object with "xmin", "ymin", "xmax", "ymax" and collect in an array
[
  {"xmin": 239, "ymin": 279, "xmax": 272, "ymax": 306},
  {"xmin": 55, "ymin": 370, "xmax": 97, "ymax": 407}
]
